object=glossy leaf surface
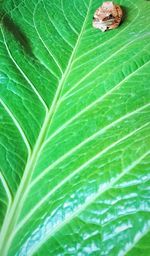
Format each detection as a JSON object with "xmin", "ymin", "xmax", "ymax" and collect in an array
[{"xmin": 0, "ymin": 0, "xmax": 150, "ymax": 255}]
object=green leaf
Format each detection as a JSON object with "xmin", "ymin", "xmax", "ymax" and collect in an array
[{"xmin": 0, "ymin": 0, "xmax": 150, "ymax": 255}]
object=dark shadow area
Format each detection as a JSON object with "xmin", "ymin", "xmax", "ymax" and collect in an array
[
  {"xmin": 120, "ymin": 6, "xmax": 128, "ymax": 24},
  {"xmin": 1, "ymin": 12, "xmax": 35, "ymax": 58}
]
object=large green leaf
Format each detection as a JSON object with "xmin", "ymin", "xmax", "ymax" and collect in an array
[{"xmin": 0, "ymin": 0, "xmax": 150, "ymax": 255}]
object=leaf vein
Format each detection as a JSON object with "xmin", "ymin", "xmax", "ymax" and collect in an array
[
  {"xmin": 43, "ymin": 60, "xmax": 150, "ymax": 147},
  {"xmin": 0, "ymin": 99, "xmax": 31, "ymax": 156},
  {"xmin": 29, "ymin": 147, "xmax": 150, "ymax": 255},
  {"xmin": 15, "ymin": 123, "xmax": 150, "ymax": 237}
]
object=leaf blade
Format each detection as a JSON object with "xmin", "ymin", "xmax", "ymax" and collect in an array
[{"xmin": 0, "ymin": 0, "xmax": 150, "ymax": 255}]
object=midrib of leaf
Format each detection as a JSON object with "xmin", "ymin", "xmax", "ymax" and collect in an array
[{"xmin": 0, "ymin": 0, "xmax": 92, "ymax": 254}]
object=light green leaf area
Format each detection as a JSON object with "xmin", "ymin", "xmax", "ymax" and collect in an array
[{"xmin": 0, "ymin": 0, "xmax": 150, "ymax": 255}]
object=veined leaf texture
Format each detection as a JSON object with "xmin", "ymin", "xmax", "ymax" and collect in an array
[{"xmin": 0, "ymin": 0, "xmax": 150, "ymax": 255}]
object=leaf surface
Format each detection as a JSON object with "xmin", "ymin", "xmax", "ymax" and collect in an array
[{"xmin": 0, "ymin": 0, "xmax": 150, "ymax": 255}]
